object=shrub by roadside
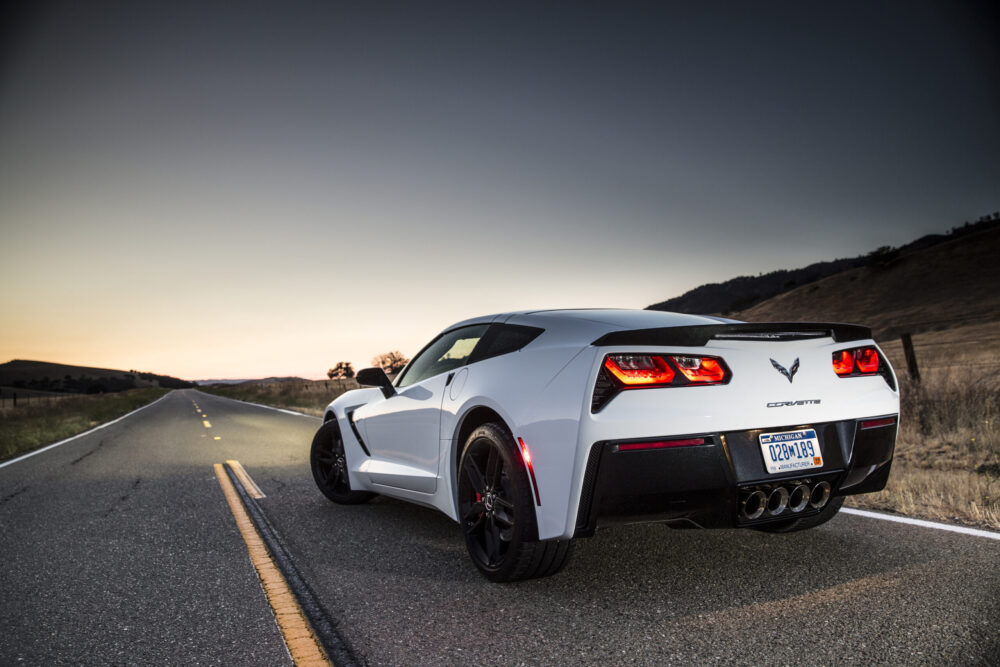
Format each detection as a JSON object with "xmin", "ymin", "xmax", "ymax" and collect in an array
[
  {"xmin": 846, "ymin": 368, "xmax": 999, "ymax": 530},
  {"xmin": 0, "ymin": 388, "xmax": 170, "ymax": 462}
]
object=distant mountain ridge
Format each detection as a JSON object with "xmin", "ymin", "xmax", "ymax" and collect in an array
[
  {"xmin": 647, "ymin": 214, "xmax": 1000, "ymax": 316},
  {"xmin": 195, "ymin": 377, "xmax": 305, "ymax": 386},
  {"xmin": 0, "ymin": 359, "xmax": 193, "ymax": 394},
  {"xmin": 731, "ymin": 224, "xmax": 1000, "ymax": 339}
]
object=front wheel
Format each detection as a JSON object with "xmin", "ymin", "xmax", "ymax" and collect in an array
[
  {"xmin": 457, "ymin": 423, "xmax": 572, "ymax": 582},
  {"xmin": 310, "ymin": 421, "xmax": 376, "ymax": 504}
]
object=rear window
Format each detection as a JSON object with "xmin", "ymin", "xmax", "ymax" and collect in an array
[{"xmin": 470, "ymin": 325, "xmax": 544, "ymax": 363}]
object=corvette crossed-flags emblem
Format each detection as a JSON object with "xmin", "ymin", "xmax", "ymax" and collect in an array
[{"xmin": 770, "ymin": 358, "xmax": 800, "ymax": 383}]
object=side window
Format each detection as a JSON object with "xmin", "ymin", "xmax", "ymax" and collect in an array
[
  {"xmin": 470, "ymin": 325, "xmax": 544, "ymax": 364},
  {"xmin": 396, "ymin": 324, "xmax": 490, "ymax": 388}
]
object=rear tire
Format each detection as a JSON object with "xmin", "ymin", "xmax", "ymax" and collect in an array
[
  {"xmin": 310, "ymin": 421, "xmax": 376, "ymax": 504},
  {"xmin": 753, "ymin": 495, "xmax": 845, "ymax": 533},
  {"xmin": 457, "ymin": 423, "xmax": 573, "ymax": 582}
]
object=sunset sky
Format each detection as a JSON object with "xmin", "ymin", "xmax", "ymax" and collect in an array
[{"xmin": 1, "ymin": 2, "xmax": 998, "ymax": 380}]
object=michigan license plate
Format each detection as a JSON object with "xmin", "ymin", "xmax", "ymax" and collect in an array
[{"xmin": 759, "ymin": 428, "xmax": 823, "ymax": 474}]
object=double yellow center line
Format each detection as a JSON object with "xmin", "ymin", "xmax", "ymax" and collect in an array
[{"xmin": 214, "ymin": 462, "xmax": 330, "ymax": 666}]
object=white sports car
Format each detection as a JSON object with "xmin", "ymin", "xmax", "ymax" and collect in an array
[{"xmin": 310, "ymin": 309, "xmax": 899, "ymax": 582}]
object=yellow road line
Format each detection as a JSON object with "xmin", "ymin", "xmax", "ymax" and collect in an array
[
  {"xmin": 213, "ymin": 464, "xmax": 330, "ymax": 666},
  {"xmin": 227, "ymin": 459, "xmax": 266, "ymax": 499},
  {"xmin": 203, "ymin": 420, "xmax": 212, "ymax": 428}
]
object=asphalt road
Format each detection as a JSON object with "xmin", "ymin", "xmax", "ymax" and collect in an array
[{"xmin": 2, "ymin": 389, "xmax": 998, "ymax": 665}]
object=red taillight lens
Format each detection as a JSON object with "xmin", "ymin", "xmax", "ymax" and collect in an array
[
  {"xmin": 604, "ymin": 354, "xmax": 675, "ymax": 386},
  {"xmin": 593, "ymin": 352, "xmax": 732, "ymax": 412},
  {"xmin": 832, "ymin": 350, "xmax": 855, "ymax": 376},
  {"xmin": 855, "ymin": 347, "xmax": 879, "ymax": 373},
  {"xmin": 671, "ymin": 355, "xmax": 727, "ymax": 384},
  {"xmin": 833, "ymin": 346, "xmax": 881, "ymax": 377}
]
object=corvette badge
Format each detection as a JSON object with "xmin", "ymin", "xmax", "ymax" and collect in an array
[{"xmin": 770, "ymin": 358, "xmax": 800, "ymax": 383}]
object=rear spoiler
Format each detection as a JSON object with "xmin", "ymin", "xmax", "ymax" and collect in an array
[{"xmin": 591, "ymin": 322, "xmax": 872, "ymax": 347}]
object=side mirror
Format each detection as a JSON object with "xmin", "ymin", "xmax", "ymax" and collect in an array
[{"xmin": 356, "ymin": 367, "xmax": 396, "ymax": 398}]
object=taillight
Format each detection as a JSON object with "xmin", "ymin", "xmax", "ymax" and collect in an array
[
  {"xmin": 593, "ymin": 353, "xmax": 731, "ymax": 411},
  {"xmin": 856, "ymin": 347, "xmax": 879, "ymax": 373},
  {"xmin": 832, "ymin": 350, "xmax": 855, "ymax": 376},
  {"xmin": 832, "ymin": 346, "xmax": 880, "ymax": 376},
  {"xmin": 672, "ymin": 355, "xmax": 727, "ymax": 383},
  {"xmin": 604, "ymin": 354, "xmax": 675, "ymax": 386}
]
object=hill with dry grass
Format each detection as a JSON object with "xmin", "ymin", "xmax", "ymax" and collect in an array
[
  {"xmin": 732, "ymin": 226, "xmax": 1000, "ymax": 340},
  {"xmin": 0, "ymin": 359, "xmax": 193, "ymax": 394}
]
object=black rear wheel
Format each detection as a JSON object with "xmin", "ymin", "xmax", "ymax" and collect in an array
[
  {"xmin": 458, "ymin": 423, "xmax": 572, "ymax": 582},
  {"xmin": 310, "ymin": 421, "xmax": 376, "ymax": 504}
]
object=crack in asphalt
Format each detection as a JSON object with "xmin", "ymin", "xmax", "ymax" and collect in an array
[
  {"xmin": 102, "ymin": 477, "xmax": 142, "ymax": 517},
  {"xmin": 70, "ymin": 440, "xmax": 104, "ymax": 465},
  {"xmin": 1, "ymin": 486, "xmax": 28, "ymax": 504}
]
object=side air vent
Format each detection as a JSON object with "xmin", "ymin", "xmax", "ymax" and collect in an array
[
  {"xmin": 346, "ymin": 409, "xmax": 371, "ymax": 456},
  {"xmin": 591, "ymin": 365, "xmax": 617, "ymax": 412}
]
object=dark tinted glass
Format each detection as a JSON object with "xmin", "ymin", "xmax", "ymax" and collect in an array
[
  {"xmin": 470, "ymin": 325, "xmax": 544, "ymax": 363},
  {"xmin": 396, "ymin": 324, "xmax": 490, "ymax": 388}
]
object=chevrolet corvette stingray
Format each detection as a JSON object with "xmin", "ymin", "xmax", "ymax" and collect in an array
[{"xmin": 310, "ymin": 309, "xmax": 899, "ymax": 581}]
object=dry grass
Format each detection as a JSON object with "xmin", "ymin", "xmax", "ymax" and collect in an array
[
  {"xmin": 198, "ymin": 379, "xmax": 361, "ymax": 417},
  {"xmin": 846, "ymin": 366, "xmax": 1000, "ymax": 530},
  {"xmin": 0, "ymin": 388, "xmax": 171, "ymax": 462}
]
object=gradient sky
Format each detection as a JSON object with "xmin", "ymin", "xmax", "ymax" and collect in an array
[{"xmin": 1, "ymin": 2, "xmax": 998, "ymax": 380}]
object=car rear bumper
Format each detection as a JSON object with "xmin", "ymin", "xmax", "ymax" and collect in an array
[{"xmin": 573, "ymin": 416, "xmax": 896, "ymax": 536}]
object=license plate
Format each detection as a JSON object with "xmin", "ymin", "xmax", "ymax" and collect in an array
[{"xmin": 759, "ymin": 428, "xmax": 823, "ymax": 474}]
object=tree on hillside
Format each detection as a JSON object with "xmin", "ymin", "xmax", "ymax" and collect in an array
[
  {"xmin": 371, "ymin": 350, "xmax": 409, "ymax": 374},
  {"xmin": 328, "ymin": 361, "xmax": 355, "ymax": 379}
]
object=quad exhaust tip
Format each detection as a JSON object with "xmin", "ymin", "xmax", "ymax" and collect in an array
[
  {"xmin": 766, "ymin": 487, "xmax": 789, "ymax": 516},
  {"xmin": 809, "ymin": 481, "xmax": 831, "ymax": 509},
  {"xmin": 740, "ymin": 480, "xmax": 832, "ymax": 520},
  {"xmin": 788, "ymin": 484, "xmax": 810, "ymax": 513},
  {"xmin": 741, "ymin": 490, "xmax": 767, "ymax": 520}
]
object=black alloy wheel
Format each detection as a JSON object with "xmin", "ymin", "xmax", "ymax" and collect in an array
[
  {"xmin": 460, "ymin": 433, "xmax": 517, "ymax": 569},
  {"xmin": 458, "ymin": 423, "xmax": 573, "ymax": 582},
  {"xmin": 310, "ymin": 421, "xmax": 375, "ymax": 504}
]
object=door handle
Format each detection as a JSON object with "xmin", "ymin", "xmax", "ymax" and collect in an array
[{"xmin": 445, "ymin": 372, "xmax": 455, "ymax": 386}]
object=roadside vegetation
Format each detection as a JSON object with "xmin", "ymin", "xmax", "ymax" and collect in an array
[
  {"xmin": 845, "ymin": 366, "xmax": 1000, "ymax": 530},
  {"xmin": 199, "ymin": 379, "xmax": 360, "ymax": 417},
  {"xmin": 0, "ymin": 387, "xmax": 170, "ymax": 462}
]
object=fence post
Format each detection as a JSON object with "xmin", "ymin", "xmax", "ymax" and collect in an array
[{"xmin": 900, "ymin": 333, "xmax": 920, "ymax": 382}]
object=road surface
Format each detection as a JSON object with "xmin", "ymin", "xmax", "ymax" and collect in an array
[{"xmin": 2, "ymin": 389, "xmax": 998, "ymax": 665}]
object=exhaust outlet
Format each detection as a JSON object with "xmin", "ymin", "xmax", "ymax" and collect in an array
[
  {"xmin": 809, "ymin": 481, "xmax": 831, "ymax": 509},
  {"xmin": 766, "ymin": 487, "xmax": 789, "ymax": 516},
  {"xmin": 788, "ymin": 484, "xmax": 810, "ymax": 513},
  {"xmin": 741, "ymin": 490, "xmax": 767, "ymax": 520}
]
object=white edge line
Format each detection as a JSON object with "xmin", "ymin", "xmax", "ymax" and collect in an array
[
  {"xmin": 0, "ymin": 392, "xmax": 173, "ymax": 470},
  {"xmin": 841, "ymin": 507, "xmax": 1000, "ymax": 541},
  {"xmin": 193, "ymin": 390, "xmax": 320, "ymax": 420}
]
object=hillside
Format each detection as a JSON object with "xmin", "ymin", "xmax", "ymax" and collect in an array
[
  {"xmin": 195, "ymin": 376, "xmax": 305, "ymax": 386},
  {"xmin": 731, "ymin": 226, "xmax": 1000, "ymax": 339},
  {"xmin": 0, "ymin": 359, "xmax": 193, "ymax": 394},
  {"xmin": 648, "ymin": 214, "xmax": 999, "ymax": 315}
]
